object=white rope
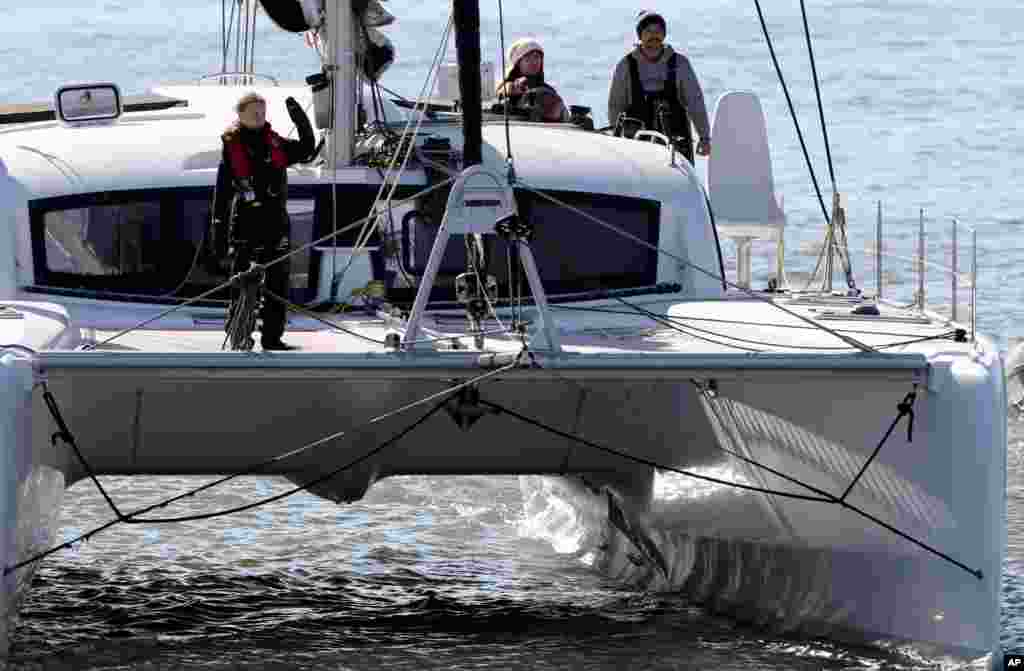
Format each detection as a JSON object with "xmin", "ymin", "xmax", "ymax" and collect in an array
[{"xmin": 326, "ymin": 12, "xmax": 454, "ymax": 303}]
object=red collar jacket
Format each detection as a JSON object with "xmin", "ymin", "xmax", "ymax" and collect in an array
[{"xmin": 223, "ymin": 123, "xmax": 289, "ymax": 179}]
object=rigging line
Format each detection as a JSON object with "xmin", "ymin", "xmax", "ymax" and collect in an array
[
  {"xmin": 516, "ymin": 182, "xmax": 876, "ymax": 353},
  {"xmin": 241, "ymin": 0, "xmax": 249, "ymax": 73},
  {"xmin": 552, "ymin": 305, "xmax": 958, "ymax": 346},
  {"xmin": 407, "ymin": 151, "xmax": 872, "ymax": 353},
  {"xmin": 480, "ymin": 392, "xmax": 983, "ymax": 580},
  {"xmin": 84, "ymin": 177, "xmax": 455, "ymax": 350},
  {"xmin": 42, "ymin": 383, "xmax": 125, "ymax": 521},
  {"xmin": 549, "ymin": 303, "xmax": 959, "ymax": 340},
  {"xmin": 225, "ymin": 0, "xmax": 237, "ymax": 74},
  {"xmin": 221, "ymin": 0, "xmax": 227, "ymax": 73},
  {"xmin": 263, "ymin": 288, "xmax": 511, "ymax": 347},
  {"xmin": 800, "ymin": 0, "xmax": 835, "ymax": 190},
  {"xmin": 701, "ymin": 384, "xmax": 980, "ymax": 580},
  {"xmin": 340, "ymin": 13, "xmax": 454, "ymax": 294},
  {"xmin": 751, "ymin": 0, "xmax": 829, "ymax": 227},
  {"xmin": 377, "ymin": 84, "xmax": 412, "ymax": 103},
  {"xmin": 4, "ymin": 358, "xmax": 522, "ymax": 575},
  {"xmin": 839, "ymin": 389, "xmax": 916, "ymax": 502},
  {"xmin": 612, "ymin": 296, "xmax": 763, "ymax": 352},
  {"xmin": 126, "ymin": 395, "xmax": 450, "ymax": 524},
  {"xmin": 841, "ymin": 496, "xmax": 982, "ymax": 580},
  {"xmin": 8, "ymin": 399, "xmax": 446, "ymax": 572},
  {"xmin": 95, "ymin": 359, "xmax": 520, "ymax": 525},
  {"xmin": 248, "ymin": 0, "xmax": 259, "ymax": 76},
  {"xmin": 613, "ymin": 300, "xmax": 959, "ymax": 351},
  {"xmin": 246, "ymin": 0, "xmax": 256, "ymax": 74},
  {"xmin": 235, "ymin": 0, "xmax": 243, "ymax": 73},
  {"xmin": 378, "ymin": 17, "xmax": 453, "ymax": 212},
  {"xmin": 497, "ymin": 0, "xmax": 514, "ymax": 181},
  {"xmin": 477, "ymin": 399, "xmax": 830, "ymax": 503},
  {"xmin": 326, "ymin": 17, "xmax": 339, "ymax": 301},
  {"xmin": 695, "ymin": 384, "xmax": 837, "ymax": 501}
]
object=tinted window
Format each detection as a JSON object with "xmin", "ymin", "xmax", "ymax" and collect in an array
[
  {"xmin": 399, "ymin": 190, "xmax": 660, "ymax": 299},
  {"xmin": 32, "ymin": 188, "xmax": 317, "ymax": 303}
]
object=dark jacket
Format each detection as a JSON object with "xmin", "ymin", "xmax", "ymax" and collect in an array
[
  {"xmin": 608, "ymin": 45, "xmax": 710, "ymax": 140},
  {"xmin": 211, "ymin": 99, "xmax": 315, "ymax": 249}
]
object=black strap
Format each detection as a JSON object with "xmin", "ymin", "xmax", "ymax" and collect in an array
[
  {"xmin": 627, "ymin": 54, "xmax": 643, "ymax": 108},
  {"xmin": 665, "ymin": 53, "xmax": 679, "ymax": 103}
]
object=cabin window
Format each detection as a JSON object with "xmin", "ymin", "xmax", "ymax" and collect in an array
[
  {"xmin": 394, "ymin": 190, "xmax": 660, "ymax": 301},
  {"xmin": 30, "ymin": 187, "xmax": 318, "ymax": 304}
]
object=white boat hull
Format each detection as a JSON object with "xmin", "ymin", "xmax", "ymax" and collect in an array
[{"xmin": 0, "ymin": 334, "xmax": 1004, "ymax": 661}]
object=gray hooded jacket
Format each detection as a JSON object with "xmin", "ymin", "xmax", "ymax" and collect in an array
[{"xmin": 607, "ymin": 45, "xmax": 710, "ymax": 140}]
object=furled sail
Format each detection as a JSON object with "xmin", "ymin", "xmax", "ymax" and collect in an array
[
  {"xmin": 259, "ymin": 0, "xmax": 394, "ymax": 32},
  {"xmin": 261, "ymin": 0, "xmax": 395, "ymax": 81},
  {"xmin": 359, "ymin": 26, "xmax": 394, "ymax": 80},
  {"xmin": 259, "ymin": 0, "xmax": 324, "ymax": 32}
]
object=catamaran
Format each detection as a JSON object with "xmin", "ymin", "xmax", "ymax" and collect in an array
[{"xmin": 0, "ymin": 0, "xmax": 1006, "ymax": 663}]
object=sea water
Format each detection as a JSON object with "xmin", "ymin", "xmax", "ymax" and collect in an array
[{"xmin": 1, "ymin": 1, "xmax": 1022, "ymax": 668}]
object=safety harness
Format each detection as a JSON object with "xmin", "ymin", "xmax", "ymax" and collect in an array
[{"xmin": 625, "ymin": 52, "xmax": 695, "ymax": 162}]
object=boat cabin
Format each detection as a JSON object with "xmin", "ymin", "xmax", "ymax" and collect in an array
[{"xmin": 0, "ymin": 82, "xmax": 727, "ymax": 318}]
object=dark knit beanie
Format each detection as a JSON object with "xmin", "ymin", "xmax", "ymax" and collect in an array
[{"xmin": 635, "ymin": 11, "xmax": 666, "ymax": 38}]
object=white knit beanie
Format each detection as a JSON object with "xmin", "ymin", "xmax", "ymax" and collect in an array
[{"xmin": 504, "ymin": 37, "xmax": 544, "ymax": 79}]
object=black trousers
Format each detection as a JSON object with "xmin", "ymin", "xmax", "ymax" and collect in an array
[{"xmin": 229, "ymin": 207, "xmax": 291, "ymax": 344}]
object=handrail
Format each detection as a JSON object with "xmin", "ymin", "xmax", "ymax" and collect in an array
[
  {"xmin": 865, "ymin": 201, "xmax": 977, "ymax": 339},
  {"xmin": 197, "ymin": 72, "xmax": 279, "ymax": 86},
  {"xmin": 634, "ymin": 130, "xmax": 671, "ymax": 147}
]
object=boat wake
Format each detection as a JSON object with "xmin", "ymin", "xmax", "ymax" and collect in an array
[{"xmin": 520, "ymin": 472, "xmax": 865, "ymax": 636}]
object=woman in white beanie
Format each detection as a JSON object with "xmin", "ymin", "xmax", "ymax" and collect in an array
[{"xmin": 495, "ymin": 37, "xmax": 568, "ymax": 122}]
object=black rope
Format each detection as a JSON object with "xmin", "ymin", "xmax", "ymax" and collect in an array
[
  {"xmin": 41, "ymin": 383, "xmax": 126, "ymax": 521},
  {"xmin": 799, "ymin": 0, "xmax": 835, "ymax": 190},
  {"xmin": 261, "ymin": 289, "xmax": 509, "ymax": 347},
  {"xmin": 612, "ymin": 296, "xmax": 763, "ymax": 352},
  {"xmin": 261, "ymin": 288, "xmax": 391, "ymax": 346},
  {"xmin": 4, "ymin": 357, "xmax": 523, "ymax": 576},
  {"xmin": 550, "ymin": 303, "xmax": 963, "ymax": 343},
  {"xmin": 4, "ymin": 397, "xmax": 447, "ymax": 576},
  {"xmin": 839, "ymin": 388, "xmax": 916, "ymax": 503},
  {"xmin": 479, "ymin": 398, "xmax": 831, "ymax": 502},
  {"xmin": 752, "ymin": 0, "xmax": 830, "ymax": 227},
  {"xmin": 516, "ymin": 183, "xmax": 877, "ymax": 353},
  {"xmin": 127, "ymin": 395, "xmax": 449, "ymax": 524},
  {"xmin": 478, "ymin": 387, "xmax": 982, "ymax": 581},
  {"xmin": 598, "ymin": 299, "xmax": 959, "ymax": 352}
]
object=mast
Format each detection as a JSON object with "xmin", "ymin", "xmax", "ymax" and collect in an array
[
  {"xmin": 452, "ymin": 0, "xmax": 482, "ymax": 166},
  {"xmin": 325, "ymin": 0, "xmax": 355, "ymax": 165}
]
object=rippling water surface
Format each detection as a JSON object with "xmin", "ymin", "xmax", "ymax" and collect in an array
[{"xmin": 2, "ymin": 0, "xmax": 1023, "ymax": 668}]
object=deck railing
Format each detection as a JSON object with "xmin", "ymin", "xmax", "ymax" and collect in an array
[{"xmin": 866, "ymin": 202, "xmax": 977, "ymax": 342}]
